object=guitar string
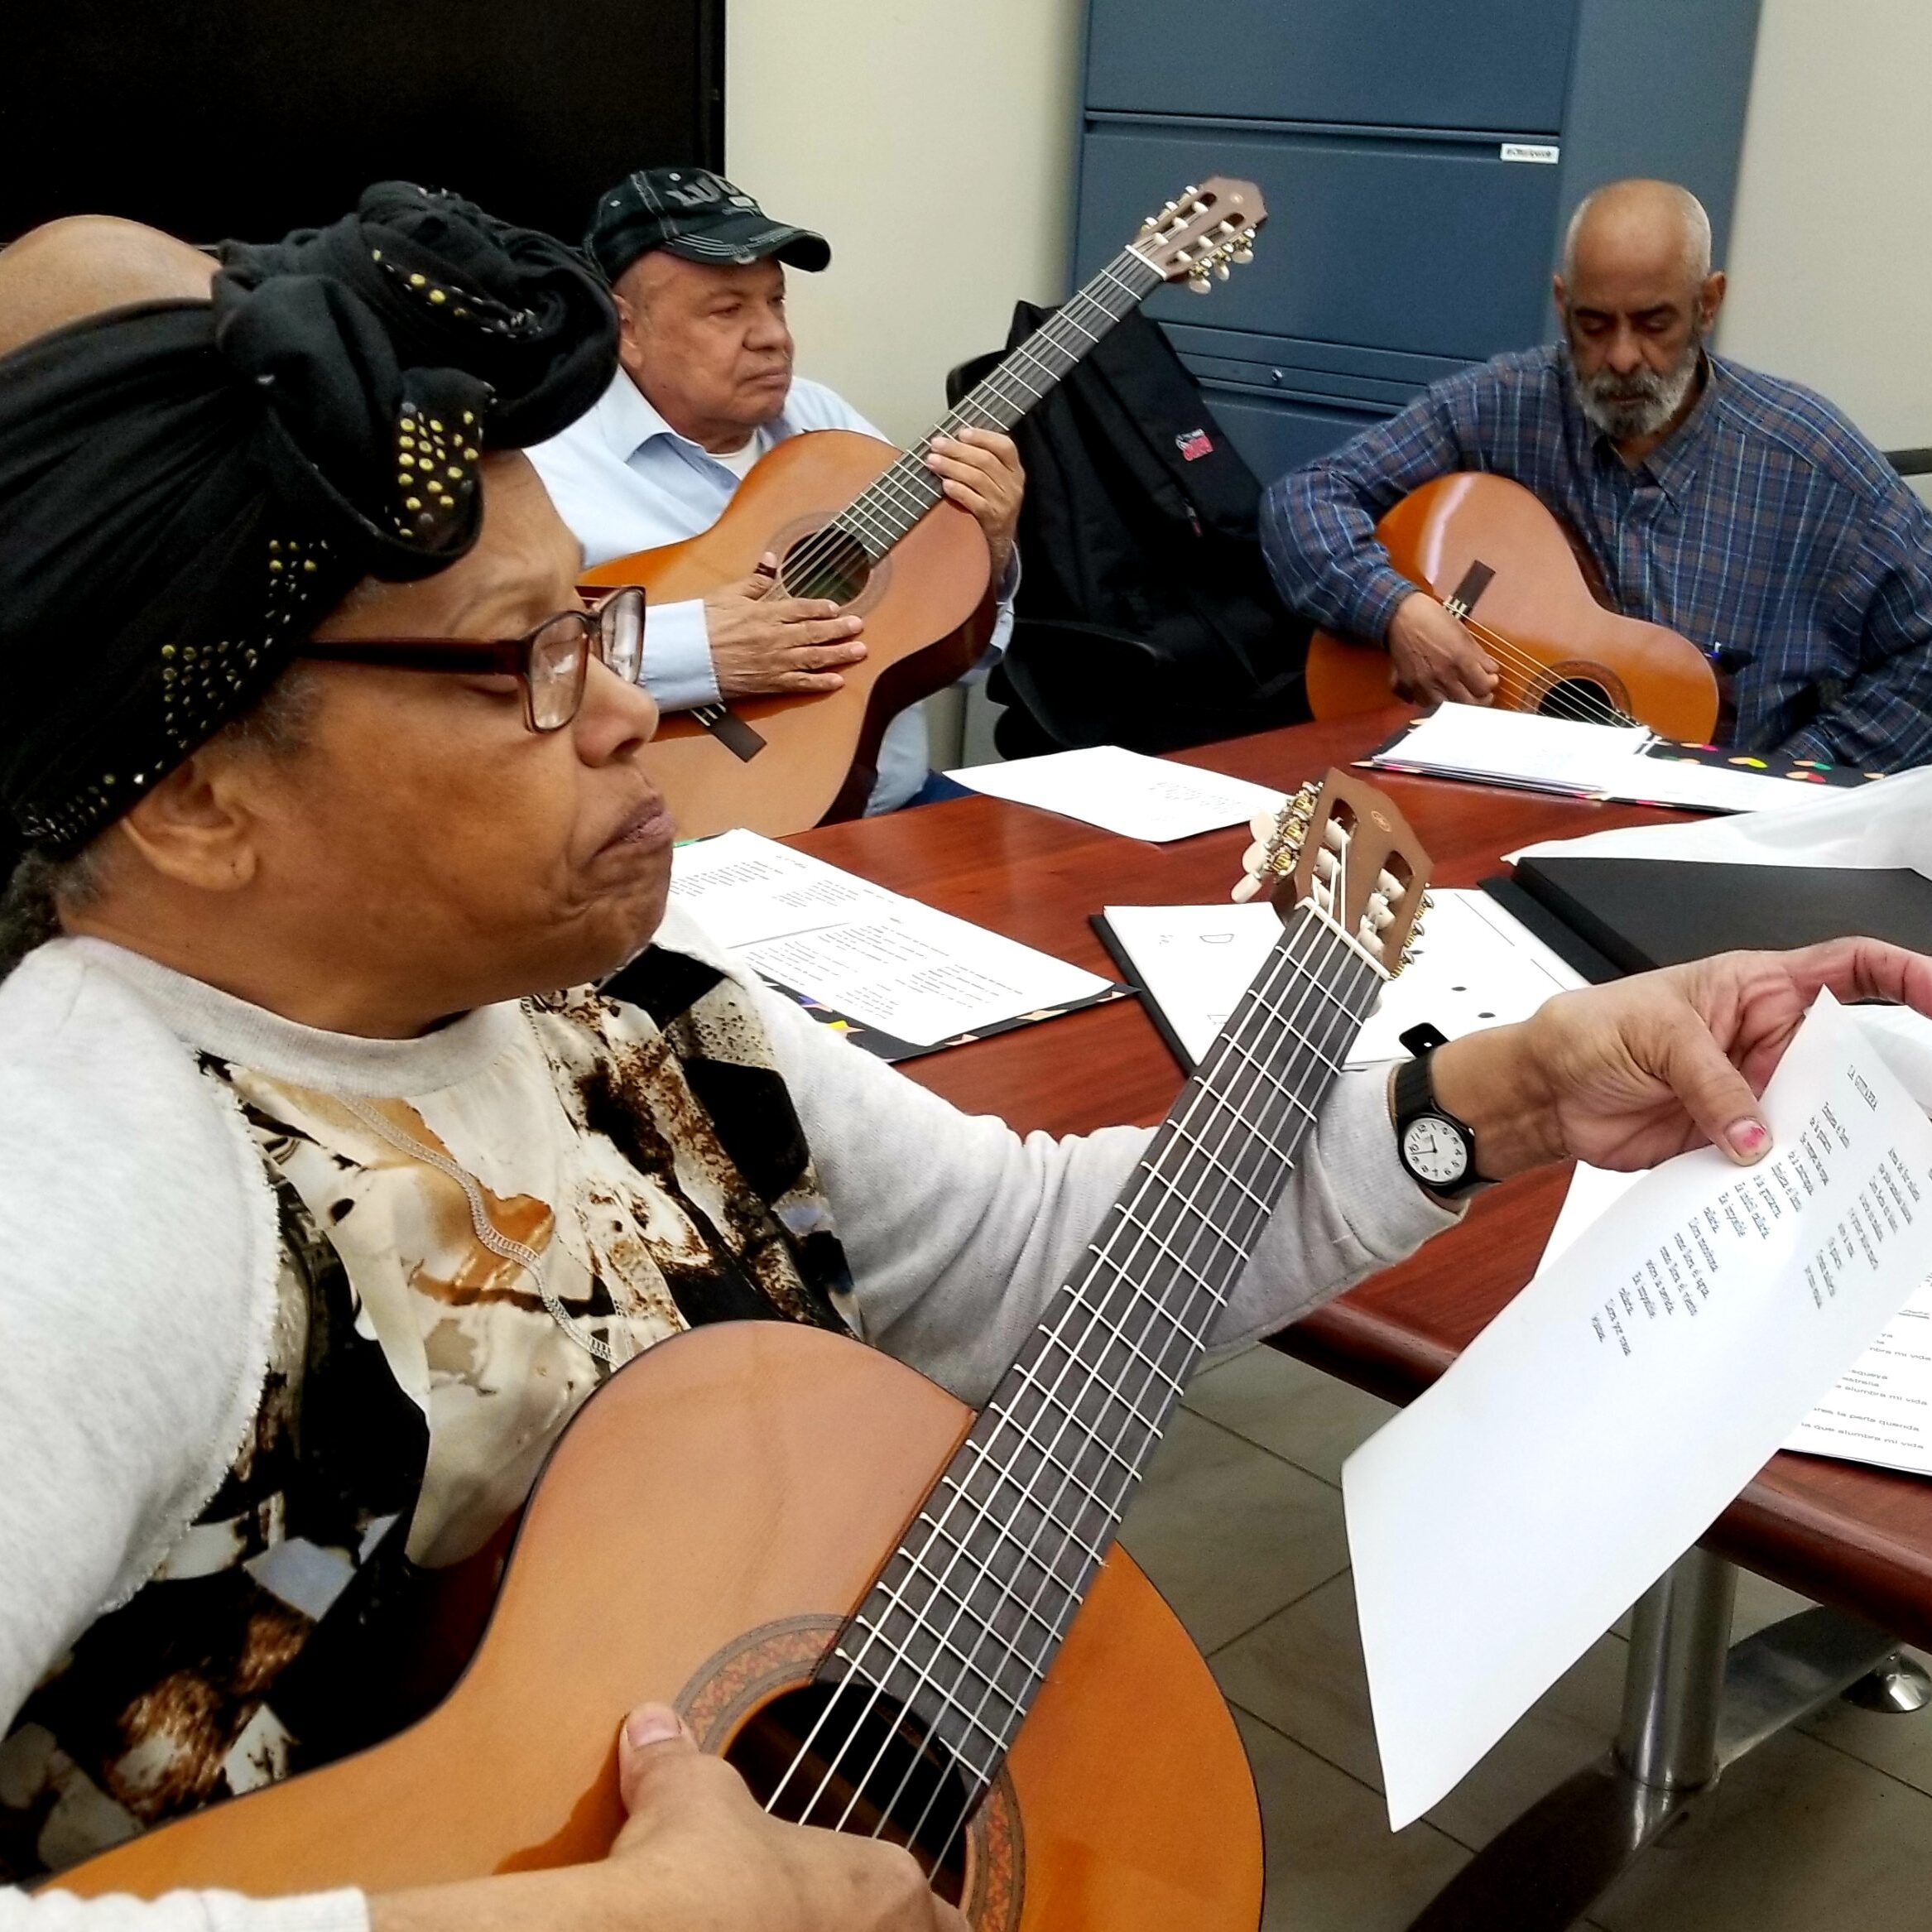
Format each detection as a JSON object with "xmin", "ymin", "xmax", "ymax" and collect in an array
[
  {"xmin": 771, "ymin": 262, "xmax": 1151, "ymax": 594},
  {"xmin": 775, "ymin": 906, "xmax": 1364, "ymax": 1849},
  {"xmin": 758, "ymin": 906, "xmax": 1356, "ymax": 1816},
  {"xmin": 757, "ymin": 907, "xmax": 1362, "ymax": 1833},
  {"xmin": 771, "ymin": 266, "xmax": 1142, "ymax": 588},
  {"xmin": 771, "ymin": 253, "xmax": 1165, "ymax": 595},
  {"xmin": 768, "ymin": 887, "xmax": 1375, "ymax": 1847},
  {"xmin": 1437, "ymin": 612, "xmax": 1641, "ymax": 728},
  {"xmin": 892, "ymin": 851, "xmax": 1373, "ymax": 1866},
  {"xmin": 904, "ymin": 900, "xmax": 1375, "ymax": 1870},
  {"xmin": 880, "ymin": 932, "xmax": 1369, "ymax": 1870}
]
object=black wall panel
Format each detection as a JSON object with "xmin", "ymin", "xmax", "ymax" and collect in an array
[{"xmin": 0, "ymin": 0, "xmax": 723, "ymax": 248}]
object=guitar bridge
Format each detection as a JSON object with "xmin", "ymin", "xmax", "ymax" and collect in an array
[
  {"xmin": 1442, "ymin": 560, "xmax": 1496, "ymax": 624},
  {"xmin": 692, "ymin": 704, "xmax": 767, "ymax": 762}
]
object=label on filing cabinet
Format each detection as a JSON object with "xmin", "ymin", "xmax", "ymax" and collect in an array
[{"xmin": 1500, "ymin": 142, "xmax": 1560, "ymax": 164}]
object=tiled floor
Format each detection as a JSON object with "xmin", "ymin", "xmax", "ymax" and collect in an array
[{"xmin": 1118, "ymin": 1344, "xmax": 1932, "ymax": 1930}]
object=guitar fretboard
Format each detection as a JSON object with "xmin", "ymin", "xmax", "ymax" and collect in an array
[
  {"xmin": 824, "ymin": 902, "xmax": 1384, "ymax": 1801},
  {"xmin": 828, "ymin": 246, "xmax": 1168, "ymax": 565}
]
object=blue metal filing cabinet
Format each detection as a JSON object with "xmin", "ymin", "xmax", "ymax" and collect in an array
[{"xmin": 1073, "ymin": 0, "xmax": 1765, "ymax": 482}]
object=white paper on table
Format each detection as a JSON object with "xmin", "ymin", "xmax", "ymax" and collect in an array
[
  {"xmin": 1364, "ymin": 704, "xmax": 1652, "ymax": 794},
  {"xmin": 1348, "ymin": 889, "xmax": 1584, "ymax": 1063},
  {"xmin": 1544, "ymin": 1003, "xmax": 1932, "ymax": 1483},
  {"xmin": 946, "ymin": 745, "xmax": 1287, "ymax": 843},
  {"xmin": 669, "ymin": 827, "xmax": 898, "ymax": 949},
  {"xmin": 1508, "ymin": 762, "xmax": 1932, "ymax": 873},
  {"xmin": 1101, "ymin": 890, "xmax": 1583, "ymax": 1069},
  {"xmin": 1368, "ymin": 705, "xmax": 1849, "ymax": 815},
  {"xmin": 669, "ymin": 827, "xmax": 1113, "ymax": 1048},
  {"xmin": 738, "ymin": 907, "xmax": 1112, "ymax": 1048},
  {"xmin": 1098, "ymin": 902, "xmax": 1282, "ymax": 1064},
  {"xmin": 1619, "ymin": 754, "xmax": 1847, "ymax": 815},
  {"xmin": 1345, "ymin": 991, "xmax": 1932, "ymax": 1829}
]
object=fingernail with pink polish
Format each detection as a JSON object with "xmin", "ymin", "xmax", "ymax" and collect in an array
[{"xmin": 1728, "ymin": 1118, "xmax": 1770, "ymax": 1161}]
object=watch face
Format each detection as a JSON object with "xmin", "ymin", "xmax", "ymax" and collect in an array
[{"xmin": 1402, "ymin": 1113, "xmax": 1470, "ymax": 1188}]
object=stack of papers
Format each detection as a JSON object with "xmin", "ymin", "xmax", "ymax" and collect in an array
[
  {"xmin": 1098, "ymin": 888, "xmax": 1584, "ymax": 1070},
  {"xmin": 1367, "ymin": 704, "xmax": 1841, "ymax": 815},
  {"xmin": 947, "ymin": 745, "xmax": 1287, "ymax": 842},
  {"xmin": 669, "ymin": 829, "xmax": 1122, "ymax": 1059}
]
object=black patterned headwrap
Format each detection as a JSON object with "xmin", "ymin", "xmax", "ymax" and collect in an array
[{"xmin": 0, "ymin": 182, "xmax": 617, "ymax": 857}]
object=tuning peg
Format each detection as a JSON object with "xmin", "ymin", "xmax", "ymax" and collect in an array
[
  {"xmin": 1184, "ymin": 184, "xmax": 1199, "ymax": 197},
  {"xmin": 1162, "ymin": 199, "xmax": 1180, "ymax": 214},
  {"xmin": 1188, "ymin": 275, "xmax": 1212, "ymax": 295},
  {"xmin": 1215, "ymin": 263, "xmax": 1231, "ymax": 281},
  {"xmin": 1139, "ymin": 216, "xmax": 1158, "ymax": 233},
  {"xmin": 1232, "ymin": 245, "xmax": 1254, "ymax": 265}
]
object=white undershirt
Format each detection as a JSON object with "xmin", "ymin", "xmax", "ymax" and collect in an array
[{"xmin": 705, "ymin": 434, "xmax": 763, "ymax": 480}]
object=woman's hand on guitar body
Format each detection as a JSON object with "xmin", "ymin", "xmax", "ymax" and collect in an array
[
  {"xmin": 368, "ymin": 1704, "xmax": 968, "ymax": 1932},
  {"xmin": 704, "ymin": 554, "xmax": 869, "ymax": 698},
  {"xmin": 1387, "ymin": 591, "xmax": 1500, "ymax": 706}
]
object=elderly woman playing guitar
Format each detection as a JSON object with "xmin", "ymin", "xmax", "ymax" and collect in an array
[{"xmin": 2, "ymin": 193, "xmax": 1929, "ymax": 1932}]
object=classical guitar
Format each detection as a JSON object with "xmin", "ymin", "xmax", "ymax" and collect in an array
[
  {"xmin": 1304, "ymin": 472, "xmax": 1723, "ymax": 743},
  {"xmin": 580, "ymin": 178, "xmax": 1266, "ymax": 840},
  {"xmin": 60, "ymin": 771, "xmax": 1431, "ymax": 1930}
]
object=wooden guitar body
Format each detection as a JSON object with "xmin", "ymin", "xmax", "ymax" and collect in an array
[
  {"xmin": 60, "ymin": 1323, "xmax": 1263, "ymax": 1930},
  {"xmin": 582, "ymin": 430, "xmax": 997, "ymax": 840},
  {"xmin": 1305, "ymin": 472, "xmax": 1722, "ymax": 743}
]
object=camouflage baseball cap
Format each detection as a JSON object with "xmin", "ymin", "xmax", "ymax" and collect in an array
[{"xmin": 584, "ymin": 166, "xmax": 831, "ymax": 284}]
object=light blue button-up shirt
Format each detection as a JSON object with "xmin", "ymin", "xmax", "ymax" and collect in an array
[{"xmin": 527, "ymin": 369, "xmax": 1012, "ymax": 812}]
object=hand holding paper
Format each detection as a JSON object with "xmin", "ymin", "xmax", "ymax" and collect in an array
[
  {"xmin": 1432, "ymin": 935, "xmax": 1932, "ymax": 1179},
  {"xmin": 1348, "ymin": 988, "xmax": 1932, "ymax": 1829}
]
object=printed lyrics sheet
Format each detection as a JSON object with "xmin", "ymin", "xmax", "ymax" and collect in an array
[{"xmin": 1345, "ymin": 991, "xmax": 1932, "ymax": 1828}]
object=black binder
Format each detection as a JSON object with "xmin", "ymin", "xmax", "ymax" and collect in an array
[{"xmin": 1503, "ymin": 858, "xmax": 1932, "ymax": 978}]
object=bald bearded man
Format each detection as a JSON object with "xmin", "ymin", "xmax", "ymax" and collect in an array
[{"xmin": 1262, "ymin": 178, "xmax": 1932, "ymax": 771}]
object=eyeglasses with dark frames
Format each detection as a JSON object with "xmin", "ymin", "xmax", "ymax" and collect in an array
[{"xmin": 300, "ymin": 585, "xmax": 646, "ymax": 732}]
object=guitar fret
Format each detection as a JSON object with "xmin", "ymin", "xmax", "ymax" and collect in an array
[
  {"xmin": 1009, "ymin": 1362, "xmax": 1146, "ymax": 1480},
  {"xmin": 1030, "ymin": 1325, "xmax": 1167, "ymax": 1436},
  {"xmin": 839, "ymin": 1594, "xmax": 1034, "ymax": 1733},
  {"xmin": 940, "ymin": 1446, "xmax": 1124, "ymax": 1555}
]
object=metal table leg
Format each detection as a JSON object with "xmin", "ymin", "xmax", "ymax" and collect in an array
[{"xmin": 1403, "ymin": 1550, "xmax": 1904, "ymax": 1931}]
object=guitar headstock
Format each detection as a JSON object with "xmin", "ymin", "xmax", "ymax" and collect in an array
[
  {"xmin": 1232, "ymin": 769, "xmax": 1432, "ymax": 974},
  {"xmin": 1128, "ymin": 177, "xmax": 1266, "ymax": 295}
]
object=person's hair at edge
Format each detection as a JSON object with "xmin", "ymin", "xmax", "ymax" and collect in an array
[{"xmin": 0, "ymin": 187, "xmax": 621, "ymax": 982}]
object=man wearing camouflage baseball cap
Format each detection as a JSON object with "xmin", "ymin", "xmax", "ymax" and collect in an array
[{"xmin": 529, "ymin": 166, "xmax": 1024, "ymax": 812}]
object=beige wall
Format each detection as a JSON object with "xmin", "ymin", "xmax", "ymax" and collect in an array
[
  {"xmin": 724, "ymin": 0, "xmax": 1088, "ymax": 447},
  {"xmin": 1719, "ymin": 0, "xmax": 1932, "ymax": 451}
]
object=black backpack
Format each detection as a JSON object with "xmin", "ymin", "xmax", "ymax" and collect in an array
[{"xmin": 954, "ymin": 302, "xmax": 1310, "ymax": 757}]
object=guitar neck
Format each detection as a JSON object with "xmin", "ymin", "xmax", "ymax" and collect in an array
[
  {"xmin": 833, "ymin": 246, "xmax": 1169, "ymax": 562},
  {"xmin": 827, "ymin": 902, "xmax": 1385, "ymax": 1800}
]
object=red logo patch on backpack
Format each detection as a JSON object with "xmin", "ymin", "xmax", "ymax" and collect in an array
[{"xmin": 1175, "ymin": 428, "xmax": 1214, "ymax": 462}]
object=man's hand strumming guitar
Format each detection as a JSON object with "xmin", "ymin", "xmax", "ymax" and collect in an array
[
  {"xmin": 704, "ymin": 553, "xmax": 869, "ymax": 698},
  {"xmin": 370, "ymin": 1704, "xmax": 968, "ymax": 1932},
  {"xmin": 1387, "ymin": 590, "xmax": 1499, "ymax": 706}
]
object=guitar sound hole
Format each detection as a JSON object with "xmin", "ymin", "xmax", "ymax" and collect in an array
[
  {"xmin": 725, "ymin": 1680, "xmax": 973, "ymax": 1903},
  {"xmin": 1536, "ymin": 677, "xmax": 1629, "ymax": 726},
  {"xmin": 780, "ymin": 526, "xmax": 872, "ymax": 604}
]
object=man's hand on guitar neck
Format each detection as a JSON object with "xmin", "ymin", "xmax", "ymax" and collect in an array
[
  {"xmin": 368, "ymin": 1704, "xmax": 968, "ymax": 1932},
  {"xmin": 704, "ymin": 554, "xmax": 869, "ymax": 699},
  {"xmin": 925, "ymin": 428, "xmax": 1025, "ymax": 580},
  {"xmin": 1387, "ymin": 591, "xmax": 1500, "ymax": 707}
]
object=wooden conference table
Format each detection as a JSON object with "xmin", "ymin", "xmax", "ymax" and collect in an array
[{"xmin": 790, "ymin": 707, "xmax": 1932, "ymax": 1926}]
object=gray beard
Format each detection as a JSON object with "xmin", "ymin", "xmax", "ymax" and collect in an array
[{"xmin": 1574, "ymin": 336, "xmax": 1704, "ymax": 444}]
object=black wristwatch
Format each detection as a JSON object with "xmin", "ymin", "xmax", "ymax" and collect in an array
[{"xmin": 1392, "ymin": 1048, "xmax": 1490, "ymax": 1199}]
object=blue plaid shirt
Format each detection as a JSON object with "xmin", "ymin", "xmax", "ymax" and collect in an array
[{"xmin": 1261, "ymin": 344, "xmax": 1932, "ymax": 770}]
